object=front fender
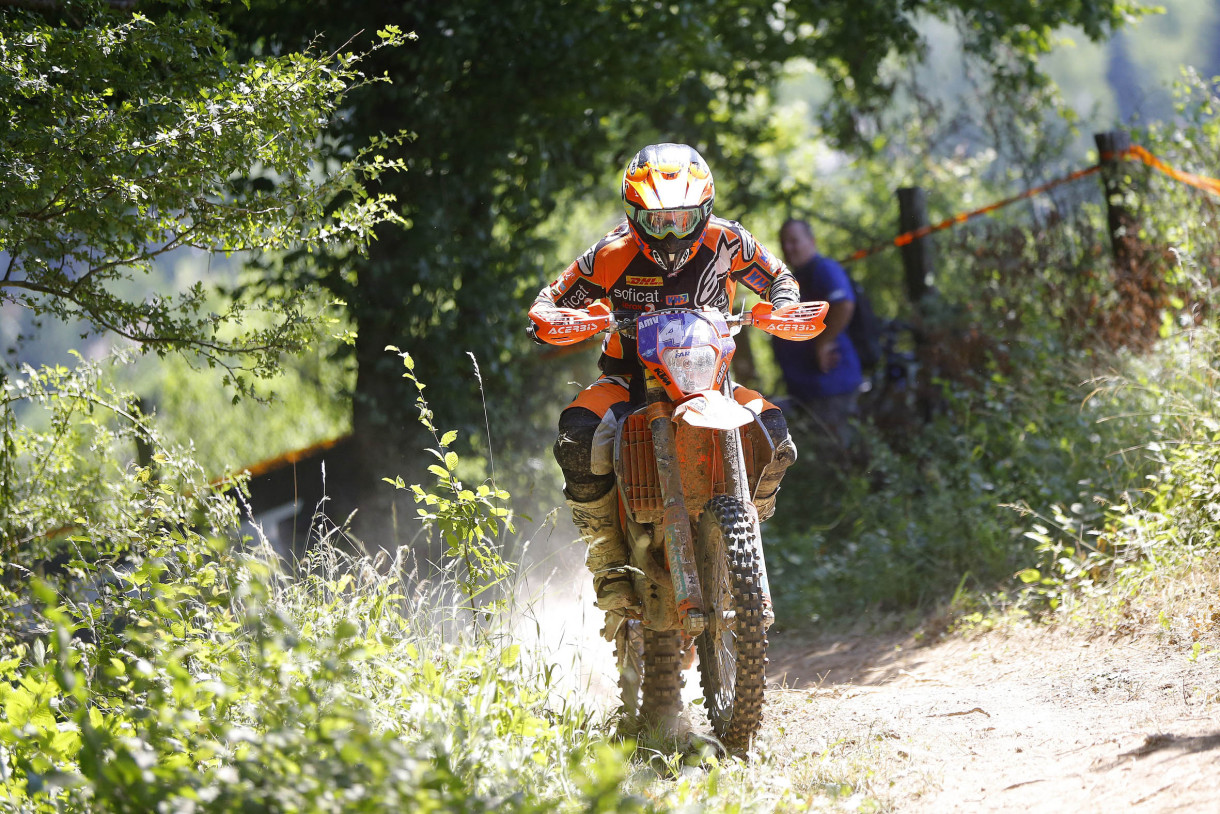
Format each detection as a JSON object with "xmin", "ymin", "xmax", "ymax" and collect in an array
[{"xmin": 672, "ymin": 390, "xmax": 756, "ymax": 430}]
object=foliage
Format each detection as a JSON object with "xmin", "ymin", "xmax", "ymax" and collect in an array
[
  {"xmin": 0, "ymin": 536, "xmax": 638, "ymax": 811},
  {"xmin": 383, "ymin": 347, "xmax": 515, "ymax": 611},
  {"xmin": 1016, "ymin": 317, "xmax": 1220, "ymax": 614},
  {"xmin": 128, "ymin": 293, "xmax": 356, "ymax": 479},
  {"xmin": 1006, "ymin": 69, "xmax": 1220, "ymax": 614},
  {"xmin": 766, "ymin": 332, "xmax": 1152, "ymax": 623},
  {"xmin": 221, "ymin": 0, "xmax": 1146, "ymax": 495},
  {"xmin": 0, "ymin": 354, "xmax": 238, "ymax": 558},
  {"xmin": 0, "ymin": 0, "xmax": 407, "ymax": 391},
  {"xmin": 1132, "ymin": 69, "xmax": 1220, "ymax": 283},
  {"xmin": 0, "ymin": 359, "xmax": 639, "ymax": 812}
]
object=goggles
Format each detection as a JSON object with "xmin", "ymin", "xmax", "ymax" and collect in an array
[{"xmin": 632, "ymin": 205, "xmax": 706, "ymax": 239}]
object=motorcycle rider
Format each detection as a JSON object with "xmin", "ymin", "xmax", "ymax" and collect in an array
[{"xmin": 529, "ymin": 143, "xmax": 800, "ymax": 611}]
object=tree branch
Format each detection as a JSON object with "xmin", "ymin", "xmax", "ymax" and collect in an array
[
  {"xmin": 0, "ymin": 0, "xmax": 138, "ymax": 9},
  {"xmin": 1, "ymin": 278, "xmax": 287, "ymax": 358}
]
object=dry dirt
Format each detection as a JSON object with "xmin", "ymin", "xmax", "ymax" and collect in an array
[
  {"xmin": 519, "ymin": 542, "xmax": 1220, "ymax": 812},
  {"xmin": 765, "ymin": 625, "xmax": 1220, "ymax": 812}
]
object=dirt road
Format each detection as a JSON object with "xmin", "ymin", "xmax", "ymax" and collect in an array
[
  {"xmin": 765, "ymin": 626, "xmax": 1220, "ymax": 812},
  {"xmin": 519, "ymin": 553, "xmax": 1219, "ymax": 810}
]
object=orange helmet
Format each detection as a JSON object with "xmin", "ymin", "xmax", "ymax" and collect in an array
[{"xmin": 622, "ymin": 143, "xmax": 715, "ymax": 274}]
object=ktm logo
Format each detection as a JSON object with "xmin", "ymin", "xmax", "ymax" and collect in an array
[{"xmin": 626, "ymin": 275, "xmax": 662, "ymax": 287}]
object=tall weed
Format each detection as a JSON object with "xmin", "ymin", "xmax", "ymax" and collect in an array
[
  {"xmin": 766, "ymin": 334, "xmax": 1151, "ymax": 624},
  {"xmin": 1016, "ymin": 318, "xmax": 1220, "ymax": 622}
]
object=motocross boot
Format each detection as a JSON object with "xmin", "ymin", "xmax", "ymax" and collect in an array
[
  {"xmin": 752, "ymin": 434, "xmax": 797, "ymax": 521},
  {"xmin": 566, "ymin": 488, "xmax": 640, "ymax": 611}
]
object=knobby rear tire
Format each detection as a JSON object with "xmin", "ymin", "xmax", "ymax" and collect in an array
[
  {"xmin": 615, "ymin": 619, "xmax": 684, "ymax": 725},
  {"xmin": 613, "ymin": 616, "xmax": 644, "ymax": 719},
  {"xmin": 639, "ymin": 627, "xmax": 685, "ymax": 723},
  {"xmin": 695, "ymin": 494, "xmax": 767, "ymax": 751}
]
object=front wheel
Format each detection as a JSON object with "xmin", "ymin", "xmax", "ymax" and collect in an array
[{"xmin": 695, "ymin": 495, "xmax": 767, "ymax": 751}]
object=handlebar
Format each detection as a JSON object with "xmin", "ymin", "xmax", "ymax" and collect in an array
[{"xmin": 531, "ymin": 300, "xmax": 828, "ymax": 346}]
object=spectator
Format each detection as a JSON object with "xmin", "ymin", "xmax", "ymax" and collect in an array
[{"xmin": 771, "ymin": 218, "xmax": 863, "ymax": 446}]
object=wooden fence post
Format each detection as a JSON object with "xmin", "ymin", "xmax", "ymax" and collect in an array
[
  {"xmin": 1094, "ymin": 130, "xmax": 1140, "ymax": 266},
  {"xmin": 897, "ymin": 186, "xmax": 934, "ymax": 303}
]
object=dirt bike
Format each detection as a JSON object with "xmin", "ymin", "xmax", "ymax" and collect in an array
[{"xmin": 534, "ymin": 300, "xmax": 827, "ymax": 750}]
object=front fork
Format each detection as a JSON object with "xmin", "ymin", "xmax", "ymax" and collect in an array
[
  {"xmin": 645, "ymin": 372, "xmax": 777, "ymax": 634},
  {"xmin": 644, "ymin": 369, "xmax": 706, "ymax": 637}
]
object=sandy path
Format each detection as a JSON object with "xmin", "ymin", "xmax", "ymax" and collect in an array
[{"xmin": 765, "ymin": 626, "xmax": 1220, "ymax": 812}]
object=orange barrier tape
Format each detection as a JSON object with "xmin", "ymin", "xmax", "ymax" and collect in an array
[
  {"xmin": 841, "ymin": 144, "xmax": 1220, "ymax": 265},
  {"xmin": 1117, "ymin": 145, "xmax": 1220, "ymax": 198},
  {"xmin": 842, "ymin": 164, "xmax": 1104, "ymax": 264},
  {"xmin": 227, "ymin": 434, "xmax": 352, "ymax": 484}
]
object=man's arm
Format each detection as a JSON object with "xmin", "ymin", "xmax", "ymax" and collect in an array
[
  {"xmin": 809, "ymin": 256, "xmax": 856, "ymax": 373},
  {"xmin": 814, "ymin": 299, "xmax": 854, "ymax": 372},
  {"xmin": 765, "ymin": 266, "xmax": 800, "ymax": 309},
  {"xmin": 527, "ymin": 240, "xmax": 611, "ymax": 343}
]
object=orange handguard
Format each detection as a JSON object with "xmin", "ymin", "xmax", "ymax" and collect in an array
[
  {"xmin": 529, "ymin": 302, "xmax": 612, "ymax": 346},
  {"xmin": 750, "ymin": 300, "xmax": 828, "ymax": 341}
]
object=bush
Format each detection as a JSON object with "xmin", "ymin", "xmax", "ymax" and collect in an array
[
  {"xmin": 765, "ymin": 332, "xmax": 1152, "ymax": 624},
  {"xmin": 0, "ymin": 357, "xmax": 636, "ymax": 812},
  {"xmin": 1016, "ymin": 317, "xmax": 1220, "ymax": 619}
]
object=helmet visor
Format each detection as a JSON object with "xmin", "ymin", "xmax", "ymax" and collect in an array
[{"xmin": 633, "ymin": 206, "xmax": 704, "ymax": 239}]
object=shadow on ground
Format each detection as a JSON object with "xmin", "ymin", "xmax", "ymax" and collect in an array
[{"xmin": 767, "ymin": 629, "xmax": 930, "ymax": 688}]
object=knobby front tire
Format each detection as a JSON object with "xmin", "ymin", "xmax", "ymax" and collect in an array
[{"xmin": 695, "ymin": 494, "xmax": 767, "ymax": 751}]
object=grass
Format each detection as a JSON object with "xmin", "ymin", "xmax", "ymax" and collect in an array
[{"xmin": 930, "ymin": 316, "xmax": 1220, "ymax": 675}]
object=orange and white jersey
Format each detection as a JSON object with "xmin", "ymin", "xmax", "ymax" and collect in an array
[{"xmin": 531, "ymin": 217, "xmax": 797, "ymax": 373}]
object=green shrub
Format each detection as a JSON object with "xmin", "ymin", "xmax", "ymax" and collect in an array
[
  {"xmin": 1016, "ymin": 317, "xmax": 1220, "ymax": 616},
  {"xmin": 0, "ymin": 357, "xmax": 634, "ymax": 812},
  {"xmin": 766, "ymin": 334, "xmax": 1150, "ymax": 624}
]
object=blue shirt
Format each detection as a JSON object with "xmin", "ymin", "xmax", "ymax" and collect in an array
[{"xmin": 770, "ymin": 254, "xmax": 863, "ymax": 400}]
